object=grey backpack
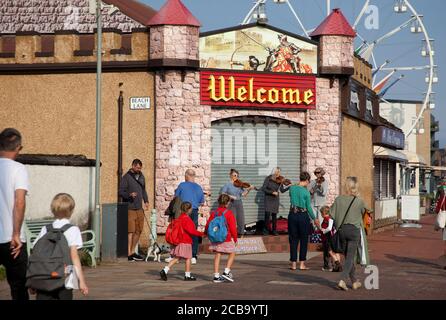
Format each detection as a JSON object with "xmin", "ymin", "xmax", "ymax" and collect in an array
[{"xmin": 26, "ymin": 224, "xmax": 73, "ymax": 292}]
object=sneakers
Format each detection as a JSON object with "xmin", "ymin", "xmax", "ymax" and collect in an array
[
  {"xmin": 128, "ymin": 253, "xmax": 143, "ymax": 262},
  {"xmin": 336, "ymin": 280, "xmax": 348, "ymax": 291},
  {"xmin": 221, "ymin": 272, "xmax": 234, "ymax": 282},
  {"xmin": 160, "ymin": 269, "xmax": 168, "ymax": 281},
  {"xmin": 213, "ymin": 276, "xmax": 225, "ymax": 283},
  {"xmin": 352, "ymin": 281, "xmax": 362, "ymax": 290},
  {"xmin": 191, "ymin": 257, "xmax": 197, "ymax": 265},
  {"xmin": 322, "ymin": 267, "xmax": 333, "ymax": 272},
  {"xmin": 184, "ymin": 275, "xmax": 197, "ymax": 281},
  {"xmin": 133, "ymin": 253, "xmax": 144, "ymax": 261},
  {"xmin": 128, "ymin": 254, "xmax": 143, "ymax": 262}
]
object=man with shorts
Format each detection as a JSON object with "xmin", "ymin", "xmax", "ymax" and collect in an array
[{"xmin": 119, "ymin": 159, "xmax": 149, "ymax": 261}]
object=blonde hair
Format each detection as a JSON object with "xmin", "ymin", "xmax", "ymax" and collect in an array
[
  {"xmin": 51, "ymin": 193, "xmax": 75, "ymax": 219},
  {"xmin": 320, "ymin": 205, "xmax": 330, "ymax": 215},
  {"xmin": 345, "ymin": 177, "xmax": 360, "ymax": 196}
]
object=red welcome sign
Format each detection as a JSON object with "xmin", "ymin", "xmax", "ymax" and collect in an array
[{"xmin": 200, "ymin": 70, "xmax": 316, "ymax": 110}]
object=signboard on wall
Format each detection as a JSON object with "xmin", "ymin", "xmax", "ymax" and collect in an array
[
  {"xmin": 200, "ymin": 24, "xmax": 318, "ymax": 74},
  {"xmin": 200, "ymin": 70, "xmax": 316, "ymax": 110},
  {"xmin": 373, "ymin": 126, "xmax": 405, "ymax": 149},
  {"xmin": 130, "ymin": 97, "xmax": 151, "ymax": 110}
]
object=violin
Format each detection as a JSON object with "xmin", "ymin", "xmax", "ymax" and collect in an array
[
  {"xmin": 272, "ymin": 175, "xmax": 292, "ymax": 186},
  {"xmin": 233, "ymin": 179, "xmax": 258, "ymax": 191}
]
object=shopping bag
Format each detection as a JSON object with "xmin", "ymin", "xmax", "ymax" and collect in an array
[{"xmin": 435, "ymin": 211, "xmax": 446, "ymax": 231}]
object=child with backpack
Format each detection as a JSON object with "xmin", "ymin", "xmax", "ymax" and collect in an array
[
  {"xmin": 205, "ymin": 194, "xmax": 238, "ymax": 283},
  {"xmin": 319, "ymin": 206, "xmax": 342, "ymax": 272},
  {"xmin": 27, "ymin": 193, "xmax": 88, "ymax": 300},
  {"xmin": 160, "ymin": 202, "xmax": 204, "ymax": 281}
]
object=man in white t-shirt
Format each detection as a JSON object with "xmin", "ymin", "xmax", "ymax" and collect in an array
[{"xmin": 0, "ymin": 128, "xmax": 29, "ymax": 300}]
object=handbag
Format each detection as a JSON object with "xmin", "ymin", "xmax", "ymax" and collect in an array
[
  {"xmin": 435, "ymin": 196, "xmax": 446, "ymax": 231},
  {"xmin": 332, "ymin": 196, "xmax": 356, "ymax": 254}
]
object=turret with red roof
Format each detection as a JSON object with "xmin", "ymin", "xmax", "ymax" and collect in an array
[{"xmin": 310, "ymin": 8, "xmax": 356, "ymax": 75}]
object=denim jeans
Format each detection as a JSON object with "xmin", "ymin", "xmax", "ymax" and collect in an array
[
  {"xmin": 338, "ymin": 224, "xmax": 361, "ymax": 283},
  {"xmin": 191, "ymin": 208, "xmax": 199, "ymax": 258},
  {"xmin": 288, "ymin": 210, "xmax": 311, "ymax": 262},
  {"xmin": 0, "ymin": 242, "xmax": 29, "ymax": 300}
]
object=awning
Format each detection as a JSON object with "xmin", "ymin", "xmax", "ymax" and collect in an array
[
  {"xmin": 400, "ymin": 150, "xmax": 427, "ymax": 166},
  {"xmin": 373, "ymin": 146, "xmax": 408, "ymax": 163}
]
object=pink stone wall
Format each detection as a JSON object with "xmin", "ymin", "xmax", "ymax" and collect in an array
[
  {"xmin": 154, "ymin": 70, "xmax": 212, "ymax": 232},
  {"xmin": 319, "ymin": 35, "xmax": 354, "ymax": 69},
  {"xmin": 150, "ymin": 25, "xmax": 199, "ymax": 61},
  {"xmin": 0, "ymin": 0, "xmax": 144, "ymax": 33},
  {"xmin": 302, "ymin": 77, "xmax": 341, "ymax": 205}
]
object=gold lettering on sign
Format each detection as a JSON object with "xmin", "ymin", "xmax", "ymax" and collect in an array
[
  {"xmin": 206, "ymin": 74, "xmax": 314, "ymax": 106},
  {"xmin": 237, "ymin": 87, "xmax": 247, "ymax": 101},
  {"xmin": 257, "ymin": 88, "xmax": 266, "ymax": 103},
  {"xmin": 281, "ymin": 88, "xmax": 302, "ymax": 104},
  {"xmin": 303, "ymin": 89, "xmax": 314, "ymax": 105},
  {"xmin": 268, "ymin": 88, "xmax": 279, "ymax": 103}
]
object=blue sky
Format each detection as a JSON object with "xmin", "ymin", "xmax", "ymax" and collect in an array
[{"xmin": 143, "ymin": 0, "xmax": 445, "ymax": 147}]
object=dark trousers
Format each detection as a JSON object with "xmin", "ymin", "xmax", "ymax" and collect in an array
[
  {"xmin": 191, "ymin": 208, "xmax": 199, "ymax": 258},
  {"xmin": 322, "ymin": 236, "xmax": 332, "ymax": 268},
  {"xmin": 36, "ymin": 287, "xmax": 73, "ymax": 300},
  {"xmin": 229, "ymin": 200, "xmax": 245, "ymax": 235},
  {"xmin": 339, "ymin": 224, "xmax": 361, "ymax": 283},
  {"xmin": 288, "ymin": 211, "xmax": 311, "ymax": 262},
  {"xmin": 263, "ymin": 212, "xmax": 277, "ymax": 233},
  {"xmin": 0, "ymin": 242, "xmax": 29, "ymax": 300}
]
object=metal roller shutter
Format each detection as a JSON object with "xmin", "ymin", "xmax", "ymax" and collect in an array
[{"xmin": 211, "ymin": 116, "xmax": 301, "ymax": 226}]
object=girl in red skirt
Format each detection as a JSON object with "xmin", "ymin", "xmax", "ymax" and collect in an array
[
  {"xmin": 205, "ymin": 194, "xmax": 238, "ymax": 283},
  {"xmin": 160, "ymin": 202, "xmax": 204, "ymax": 281}
]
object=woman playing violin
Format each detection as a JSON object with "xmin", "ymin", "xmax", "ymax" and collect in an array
[
  {"xmin": 261, "ymin": 167, "xmax": 291, "ymax": 236},
  {"xmin": 220, "ymin": 169, "xmax": 255, "ymax": 235}
]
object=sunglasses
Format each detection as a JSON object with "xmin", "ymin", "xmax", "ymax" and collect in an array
[{"xmin": 347, "ymin": 176, "xmax": 358, "ymax": 182}]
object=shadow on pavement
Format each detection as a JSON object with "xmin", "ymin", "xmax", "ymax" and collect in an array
[
  {"xmin": 385, "ymin": 254, "xmax": 442, "ymax": 268},
  {"xmin": 275, "ymin": 270, "xmax": 336, "ymax": 289}
]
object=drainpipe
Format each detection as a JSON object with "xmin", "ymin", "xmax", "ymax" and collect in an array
[{"xmin": 117, "ymin": 90, "xmax": 124, "ymax": 201}]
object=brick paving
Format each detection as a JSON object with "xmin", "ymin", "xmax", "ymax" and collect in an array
[{"xmin": 1, "ymin": 215, "xmax": 445, "ymax": 300}]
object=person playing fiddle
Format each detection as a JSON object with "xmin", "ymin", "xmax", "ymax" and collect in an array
[
  {"xmin": 308, "ymin": 167, "xmax": 329, "ymax": 222},
  {"xmin": 220, "ymin": 169, "xmax": 256, "ymax": 235},
  {"xmin": 261, "ymin": 167, "xmax": 291, "ymax": 236}
]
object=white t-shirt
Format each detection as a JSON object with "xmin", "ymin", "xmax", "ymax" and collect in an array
[
  {"xmin": 0, "ymin": 158, "xmax": 29, "ymax": 244},
  {"xmin": 34, "ymin": 219, "xmax": 83, "ymax": 249}
]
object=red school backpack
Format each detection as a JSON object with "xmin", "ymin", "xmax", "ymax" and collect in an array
[{"xmin": 165, "ymin": 218, "xmax": 184, "ymax": 245}]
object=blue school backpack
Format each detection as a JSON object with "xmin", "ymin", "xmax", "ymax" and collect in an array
[{"xmin": 207, "ymin": 209, "xmax": 228, "ymax": 243}]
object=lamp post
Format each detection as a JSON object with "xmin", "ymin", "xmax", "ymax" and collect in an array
[{"xmin": 89, "ymin": 0, "xmax": 103, "ymax": 260}]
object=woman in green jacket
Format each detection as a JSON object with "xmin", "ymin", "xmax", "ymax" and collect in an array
[
  {"xmin": 331, "ymin": 177, "xmax": 371, "ymax": 291},
  {"xmin": 288, "ymin": 172, "xmax": 320, "ymax": 270}
]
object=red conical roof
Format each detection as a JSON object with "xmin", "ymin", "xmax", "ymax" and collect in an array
[
  {"xmin": 310, "ymin": 8, "xmax": 356, "ymax": 37},
  {"xmin": 147, "ymin": 0, "xmax": 200, "ymax": 27}
]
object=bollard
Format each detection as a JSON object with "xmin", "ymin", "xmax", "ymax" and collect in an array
[{"xmin": 150, "ymin": 208, "xmax": 157, "ymax": 244}]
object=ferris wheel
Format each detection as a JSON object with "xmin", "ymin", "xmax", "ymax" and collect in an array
[{"xmin": 241, "ymin": 0, "xmax": 437, "ymax": 138}]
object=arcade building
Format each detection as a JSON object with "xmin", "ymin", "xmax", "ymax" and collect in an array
[{"xmin": 0, "ymin": 0, "xmax": 404, "ymax": 252}]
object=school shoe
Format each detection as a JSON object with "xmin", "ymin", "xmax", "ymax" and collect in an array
[
  {"xmin": 160, "ymin": 269, "xmax": 168, "ymax": 281},
  {"xmin": 213, "ymin": 276, "xmax": 225, "ymax": 283},
  {"xmin": 184, "ymin": 275, "xmax": 197, "ymax": 281},
  {"xmin": 191, "ymin": 257, "xmax": 197, "ymax": 265},
  {"xmin": 133, "ymin": 253, "xmax": 144, "ymax": 261},
  {"xmin": 336, "ymin": 280, "xmax": 348, "ymax": 291},
  {"xmin": 352, "ymin": 281, "xmax": 362, "ymax": 290},
  {"xmin": 221, "ymin": 272, "xmax": 234, "ymax": 283}
]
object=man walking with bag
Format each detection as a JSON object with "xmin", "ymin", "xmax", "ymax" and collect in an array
[
  {"xmin": 0, "ymin": 128, "xmax": 29, "ymax": 300},
  {"xmin": 119, "ymin": 159, "xmax": 149, "ymax": 262}
]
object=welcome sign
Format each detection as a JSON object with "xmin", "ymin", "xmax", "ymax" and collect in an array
[{"xmin": 200, "ymin": 70, "xmax": 316, "ymax": 110}]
